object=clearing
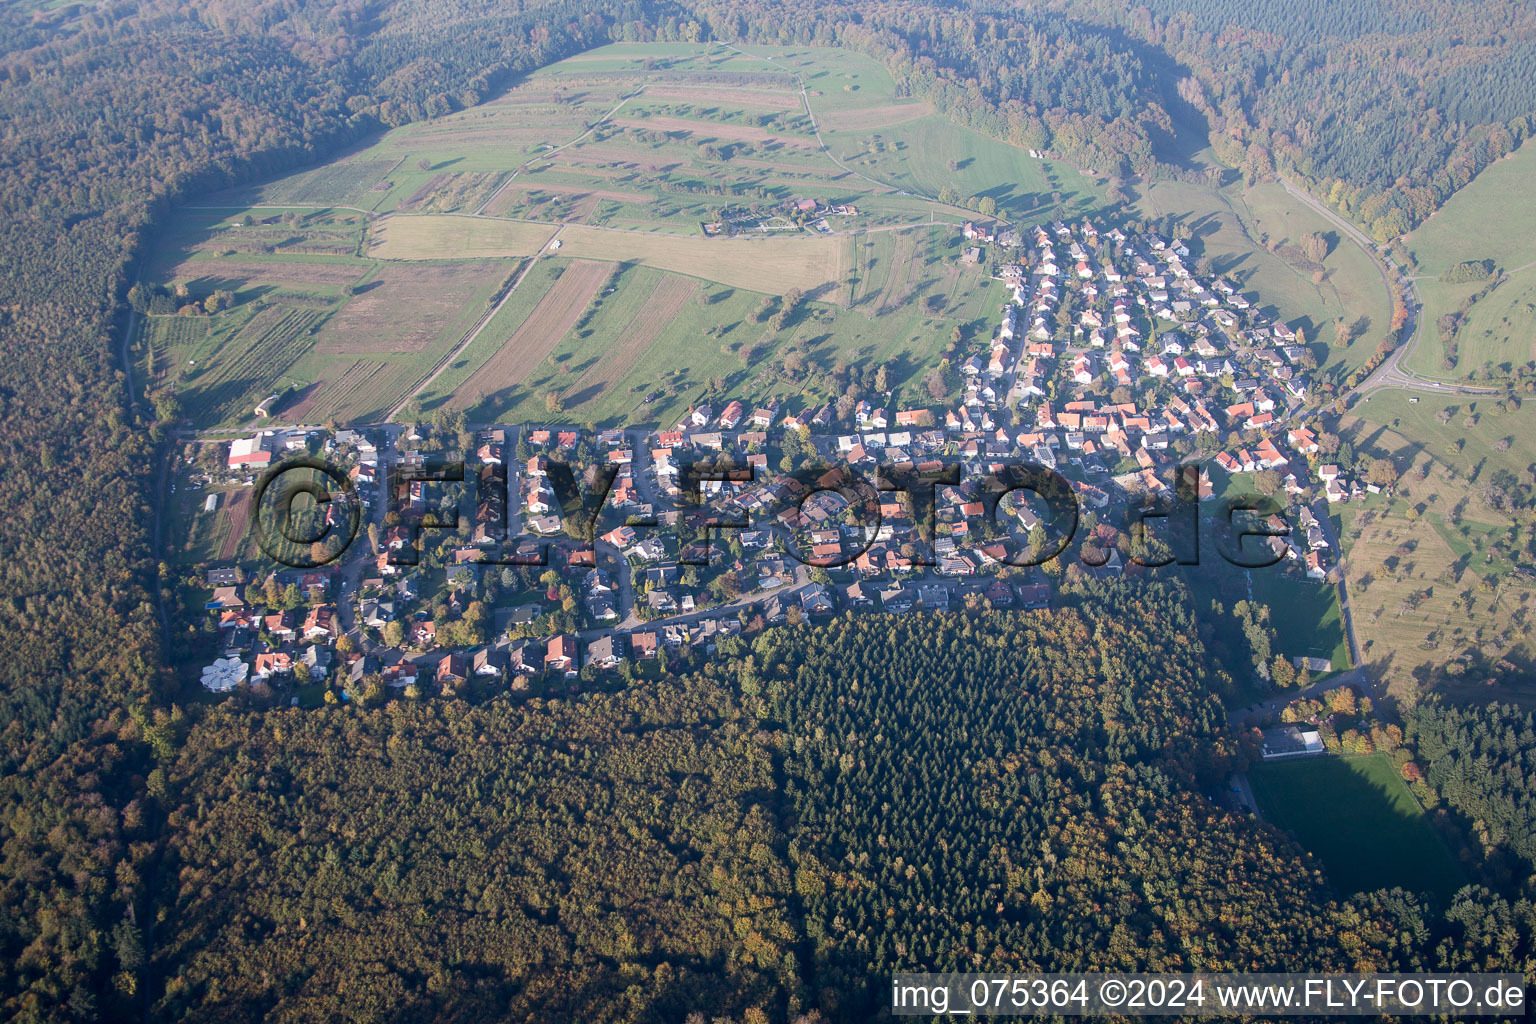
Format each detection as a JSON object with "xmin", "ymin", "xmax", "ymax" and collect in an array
[{"xmin": 1249, "ymin": 753, "xmax": 1464, "ymax": 902}]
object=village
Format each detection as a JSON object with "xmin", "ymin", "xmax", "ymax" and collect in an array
[{"xmin": 187, "ymin": 217, "xmax": 1386, "ymax": 702}]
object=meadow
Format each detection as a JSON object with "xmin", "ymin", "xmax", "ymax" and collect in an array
[
  {"xmin": 1334, "ymin": 393, "xmax": 1536, "ymax": 704},
  {"xmin": 144, "ymin": 42, "xmax": 1064, "ymax": 426},
  {"xmin": 1249, "ymin": 753, "xmax": 1465, "ymax": 902},
  {"xmin": 1404, "ymin": 140, "xmax": 1536, "ymax": 379},
  {"xmin": 144, "ymin": 42, "xmax": 1401, "ymax": 432}
]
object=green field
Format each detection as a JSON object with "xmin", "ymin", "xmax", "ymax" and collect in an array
[
  {"xmin": 1250, "ymin": 570, "xmax": 1351, "ymax": 672},
  {"xmin": 1404, "ymin": 140, "xmax": 1536, "ymax": 379},
  {"xmin": 1250, "ymin": 754, "xmax": 1465, "ymax": 901},
  {"xmin": 145, "ymin": 42, "xmax": 1071, "ymax": 427},
  {"xmin": 144, "ymin": 42, "xmax": 1405, "ymax": 430},
  {"xmin": 1332, "ymin": 396, "xmax": 1535, "ymax": 704},
  {"xmin": 1343, "ymin": 391, "xmax": 1535, "ymax": 482}
]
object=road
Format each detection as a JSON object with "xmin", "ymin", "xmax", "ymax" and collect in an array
[
  {"xmin": 1277, "ymin": 176, "xmax": 1499, "ymax": 398},
  {"xmin": 335, "ymin": 426, "xmax": 401, "ymax": 638}
]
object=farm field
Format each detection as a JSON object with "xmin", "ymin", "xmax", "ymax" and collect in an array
[
  {"xmin": 146, "ymin": 42, "xmax": 1327, "ymax": 433},
  {"xmin": 163, "ymin": 481, "xmax": 256, "ymax": 567},
  {"xmin": 445, "ymin": 259, "xmax": 615, "ymax": 415},
  {"xmin": 369, "ymin": 216, "xmax": 557, "ymax": 259},
  {"xmin": 1137, "ymin": 178, "xmax": 1391, "ymax": 377},
  {"xmin": 1334, "ymin": 394, "xmax": 1536, "ymax": 704},
  {"xmin": 1404, "ymin": 140, "xmax": 1536, "ymax": 379},
  {"xmin": 1249, "ymin": 754, "xmax": 1465, "ymax": 902}
]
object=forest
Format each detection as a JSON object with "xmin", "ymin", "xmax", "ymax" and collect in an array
[
  {"xmin": 0, "ymin": 0, "xmax": 1533, "ymax": 1019},
  {"xmin": 146, "ymin": 588, "xmax": 1536, "ymax": 1022},
  {"xmin": 1405, "ymin": 701, "xmax": 1536, "ymax": 892}
]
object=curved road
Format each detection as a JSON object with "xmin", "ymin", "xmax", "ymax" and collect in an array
[{"xmin": 1277, "ymin": 177, "xmax": 1499, "ymax": 398}]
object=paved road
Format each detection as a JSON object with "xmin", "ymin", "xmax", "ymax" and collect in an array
[
  {"xmin": 1278, "ymin": 177, "xmax": 1499, "ymax": 398},
  {"xmin": 336, "ymin": 426, "xmax": 401, "ymax": 638}
]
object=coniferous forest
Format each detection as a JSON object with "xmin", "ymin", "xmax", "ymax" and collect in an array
[{"xmin": 0, "ymin": 1, "xmax": 1533, "ymax": 1020}]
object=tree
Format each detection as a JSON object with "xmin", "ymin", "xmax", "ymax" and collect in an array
[
  {"xmin": 1334, "ymin": 318, "xmax": 1353, "ymax": 348},
  {"xmin": 1302, "ymin": 232, "xmax": 1329, "ymax": 263},
  {"xmin": 383, "ymin": 620, "xmax": 405, "ymax": 647}
]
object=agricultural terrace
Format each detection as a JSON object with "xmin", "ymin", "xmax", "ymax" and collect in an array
[
  {"xmin": 140, "ymin": 43, "xmax": 1402, "ymax": 433},
  {"xmin": 141, "ymin": 42, "xmax": 1106, "ymax": 429},
  {"xmin": 1335, "ymin": 392, "xmax": 1536, "ymax": 705}
]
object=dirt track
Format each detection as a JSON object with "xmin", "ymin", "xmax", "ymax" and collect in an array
[{"xmin": 449, "ymin": 259, "xmax": 612, "ymax": 408}]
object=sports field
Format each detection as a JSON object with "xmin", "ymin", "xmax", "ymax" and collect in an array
[
  {"xmin": 1250, "ymin": 571, "xmax": 1351, "ymax": 672},
  {"xmin": 1250, "ymin": 754, "xmax": 1464, "ymax": 901}
]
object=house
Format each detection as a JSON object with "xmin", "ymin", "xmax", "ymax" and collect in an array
[
  {"xmin": 630, "ymin": 630, "xmax": 660, "ymax": 661},
  {"xmin": 586, "ymin": 634, "xmax": 626, "ymax": 669},
  {"xmin": 206, "ymin": 567, "xmax": 243, "ymax": 588},
  {"xmin": 299, "ymin": 644, "xmax": 332, "ymax": 680},
  {"xmin": 228, "ymin": 433, "xmax": 273, "ymax": 470},
  {"xmin": 302, "ymin": 605, "xmax": 337, "ymax": 641},
  {"xmin": 205, "ymin": 586, "xmax": 244, "ymax": 610},
  {"xmin": 800, "ymin": 583, "xmax": 835, "ymax": 615},
  {"xmin": 880, "ymin": 584, "xmax": 914, "ymax": 613},
  {"xmin": 251, "ymin": 651, "xmax": 292, "ymax": 681},
  {"xmin": 917, "ymin": 584, "xmax": 950, "ymax": 611},
  {"xmin": 1260, "ymin": 725, "xmax": 1325, "ymax": 759},
  {"xmin": 1016, "ymin": 583, "xmax": 1050, "ymax": 609},
  {"xmin": 545, "ymin": 634, "xmax": 579, "ymax": 675}
]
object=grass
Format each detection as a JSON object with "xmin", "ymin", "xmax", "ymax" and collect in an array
[
  {"xmin": 1404, "ymin": 140, "xmax": 1536, "ymax": 379},
  {"xmin": 369, "ymin": 215, "xmax": 557, "ymax": 259},
  {"xmin": 1341, "ymin": 391, "xmax": 1535, "ymax": 482},
  {"xmin": 548, "ymin": 224, "xmax": 848, "ymax": 295},
  {"xmin": 156, "ymin": 43, "xmax": 1354, "ymax": 435},
  {"xmin": 164, "ymin": 482, "xmax": 253, "ymax": 567},
  {"xmin": 825, "ymin": 115, "xmax": 1104, "ymax": 224},
  {"xmin": 1250, "ymin": 569, "xmax": 1351, "ymax": 671},
  {"xmin": 1249, "ymin": 753, "xmax": 1465, "ymax": 902},
  {"xmin": 1334, "ymin": 398, "xmax": 1536, "ymax": 705},
  {"xmin": 1136, "ymin": 178, "xmax": 1390, "ymax": 376}
]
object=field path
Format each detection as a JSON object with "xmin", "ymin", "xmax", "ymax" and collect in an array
[
  {"xmin": 447, "ymin": 256, "xmax": 612, "ymax": 410},
  {"xmin": 386, "ymin": 238, "xmax": 559, "ymax": 419},
  {"xmin": 475, "ymin": 88, "xmax": 644, "ymax": 216}
]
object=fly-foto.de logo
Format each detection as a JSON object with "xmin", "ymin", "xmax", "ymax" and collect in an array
[{"xmin": 249, "ymin": 438, "xmax": 1293, "ymax": 572}]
